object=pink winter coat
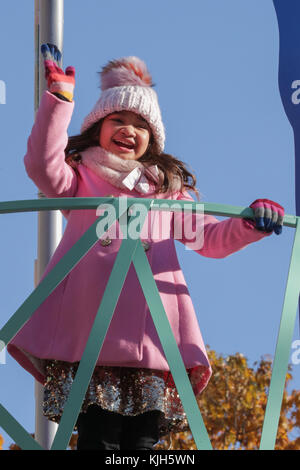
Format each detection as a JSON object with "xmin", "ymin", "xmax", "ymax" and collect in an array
[{"xmin": 7, "ymin": 91, "xmax": 270, "ymax": 391}]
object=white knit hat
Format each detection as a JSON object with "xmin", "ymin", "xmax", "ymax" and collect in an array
[{"xmin": 80, "ymin": 57, "xmax": 165, "ymax": 154}]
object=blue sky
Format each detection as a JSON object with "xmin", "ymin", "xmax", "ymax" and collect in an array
[{"xmin": 0, "ymin": 0, "xmax": 299, "ymax": 449}]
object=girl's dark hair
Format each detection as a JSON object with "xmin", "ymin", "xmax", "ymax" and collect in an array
[{"xmin": 64, "ymin": 118, "xmax": 200, "ymax": 200}]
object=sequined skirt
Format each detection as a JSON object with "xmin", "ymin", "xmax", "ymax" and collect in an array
[{"xmin": 42, "ymin": 360, "xmax": 210, "ymax": 438}]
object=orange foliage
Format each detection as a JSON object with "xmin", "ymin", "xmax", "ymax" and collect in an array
[{"xmin": 155, "ymin": 348, "xmax": 300, "ymax": 450}]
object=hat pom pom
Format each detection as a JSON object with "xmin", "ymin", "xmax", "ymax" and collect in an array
[{"xmin": 100, "ymin": 56, "xmax": 153, "ymax": 90}]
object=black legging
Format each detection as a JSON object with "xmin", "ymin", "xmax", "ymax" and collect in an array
[{"xmin": 76, "ymin": 404, "xmax": 161, "ymax": 450}]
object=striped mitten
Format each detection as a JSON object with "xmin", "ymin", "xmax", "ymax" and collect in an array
[
  {"xmin": 41, "ymin": 43, "xmax": 75, "ymax": 102},
  {"xmin": 244, "ymin": 198, "xmax": 284, "ymax": 235}
]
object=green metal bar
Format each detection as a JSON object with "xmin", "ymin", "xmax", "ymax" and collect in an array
[
  {"xmin": 0, "ymin": 197, "xmax": 123, "ymax": 214},
  {"xmin": 0, "ymin": 197, "xmax": 299, "ymax": 450},
  {"xmin": 0, "ymin": 197, "xmax": 210, "ymax": 214},
  {"xmin": 0, "ymin": 217, "xmax": 98, "ymax": 345},
  {"xmin": 50, "ymin": 200, "xmax": 153, "ymax": 450},
  {"xmin": 0, "ymin": 404, "xmax": 43, "ymax": 450},
  {"xmin": 0, "ymin": 198, "xmax": 296, "ymax": 228},
  {"xmin": 260, "ymin": 218, "xmax": 300, "ymax": 449},
  {"xmin": 132, "ymin": 241, "xmax": 212, "ymax": 450},
  {"xmin": 0, "ymin": 198, "xmax": 128, "ymax": 346},
  {"xmin": 201, "ymin": 203, "xmax": 297, "ymax": 228}
]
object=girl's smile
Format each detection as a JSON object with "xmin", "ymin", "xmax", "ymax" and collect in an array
[{"xmin": 99, "ymin": 110, "xmax": 151, "ymax": 160}]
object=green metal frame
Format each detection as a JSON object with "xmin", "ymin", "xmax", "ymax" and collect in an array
[{"xmin": 0, "ymin": 197, "xmax": 299, "ymax": 450}]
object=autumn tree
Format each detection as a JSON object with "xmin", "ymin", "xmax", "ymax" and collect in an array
[{"xmin": 1, "ymin": 347, "xmax": 299, "ymax": 450}]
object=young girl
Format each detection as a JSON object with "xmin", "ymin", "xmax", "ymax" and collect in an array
[{"xmin": 7, "ymin": 44, "xmax": 284, "ymax": 451}]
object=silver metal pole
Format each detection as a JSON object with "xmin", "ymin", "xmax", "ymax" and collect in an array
[{"xmin": 34, "ymin": 0, "xmax": 64, "ymax": 450}]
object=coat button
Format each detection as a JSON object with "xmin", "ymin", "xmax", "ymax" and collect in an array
[
  {"xmin": 101, "ymin": 236, "xmax": 112, "ymax": 247},
  {"xmin": 142, "ymin": 241, "xmax": 150, "ymax": 251}
]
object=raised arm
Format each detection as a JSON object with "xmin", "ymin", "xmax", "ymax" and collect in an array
[{"xmin": 24, "ymin": 43, "xmax": 77, "ymax": 199}]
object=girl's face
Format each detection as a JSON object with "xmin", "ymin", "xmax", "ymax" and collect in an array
[{"xmin": 99, "ymin": 110, "xmax": 151, "ymax": 160}]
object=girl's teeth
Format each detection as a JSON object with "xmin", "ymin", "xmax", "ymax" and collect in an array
[{"xmin": 114, "ymin": 140, "xmax": 133, "ymax": 149}]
